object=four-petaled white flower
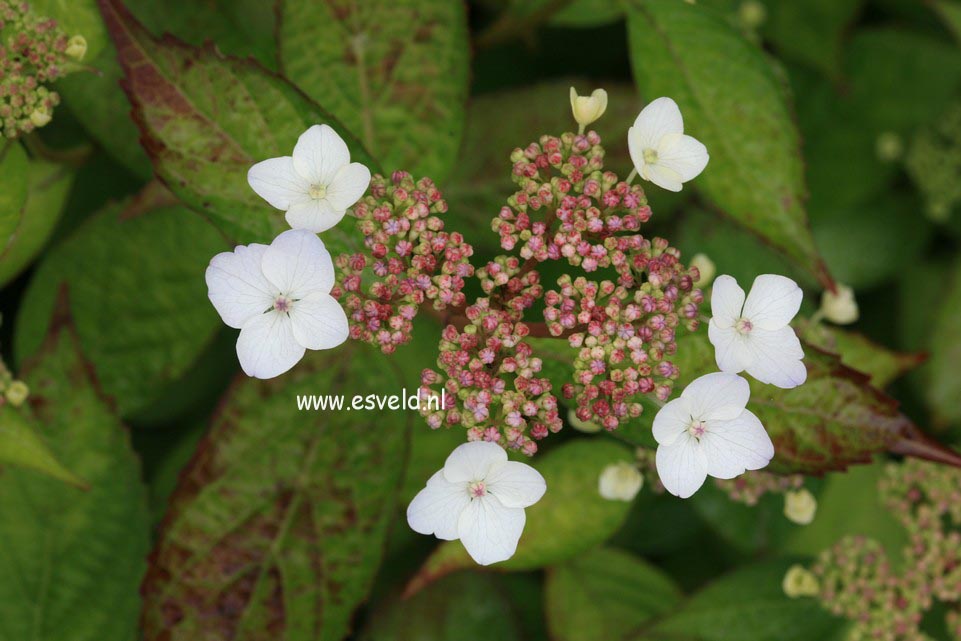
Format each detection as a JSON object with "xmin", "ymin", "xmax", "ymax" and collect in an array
[
  {"xmin": 653, "ymin": 372, "xmax": 773, "ymax": 498},
  {"xmin": 247, "ymin": 124, "xmax": 371, "ymax": 233},
  {"xmin": 206, "ymin": 229, "xmax": 349, "ymax": 379},
  {"xmin": 628, "ymin": 97, "xmax": 709, "ymax": 192},
  {"xmin": 708, "ymin": 274, "xmax": 806, "ymax": 389},
  {"xmin": 407, "ymin": 441, "xmax": 546, "ymax": 566}
]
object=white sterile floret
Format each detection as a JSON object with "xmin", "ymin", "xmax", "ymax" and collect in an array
[
  {"xmin": 628, "ymin": 97, "xmax": 709, "ymax": 192},
  {"xmin": 820, "ymin": 283, "xmax": 859, "ymax": 325},
  {"xmin": 653, "ymin": 372, "xmax": 774, "ymax": 499},
  {"xmin": 206, "ymin": 229, "xmax": 349, "ymax": 379},
  {"xmin": 407, "ymin": 441, "xmax": 546, "ymax": 566},
  {"xmin": 708, "ymin": 274, "xmax": 806, "ymax": 389},
  {"xmin": 247, "ymin": 124, "xmax": 371, "ymax": 233}
]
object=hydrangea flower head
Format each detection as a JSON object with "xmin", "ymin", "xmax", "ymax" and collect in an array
[{"xmin": 407, "ymin": 441, "xmax": 546, "ymax": 566}]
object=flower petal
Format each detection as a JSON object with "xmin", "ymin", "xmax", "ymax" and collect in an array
[
  {"xmin": 710, "ymin": 275, "xmax": 745, "ymax": 327},
  {"xmin": 655, "ymin": 435, "xmax": 708, "ymax": 499},
  {"xmin": 206, "ymin": 244, "xmax": 275, "ymax": 329},
  {"xmin": 289, "ymin": 292, "xmax": 349, "ymax": 350},
  {"xmin": 247, "ymin": 156, "xmax": 310, "ymax": 211},
  {"xmin": 656, "ymin": 132, "xmax": 709, "ymax": 182},
  {"xmin": 457, "ymin": 495, "xmax": 526, "ymax": 566},
  {"xmin": 630, "ymin": 96, "xmax": 684, "ymax": 151},
  {"xmin": 292, "ymin": 124, "xmax": 350, "ymax": 186},
  {"xmin": 285, "ymin": 199, "xmax": 345, "ymax": 233},
  {"xmin": 709, "ymin": 321, "xmax": 752, "ymax": 374},
  {"xmin": 485, "ymin": 460, "xmax": 546, "ymax": 509},
  {"xmin": 742, "ymin": 274, "xmax": 802, "ymax": 330},
  {"xmin": 261, "ymin": 229, "xmax": 335, "ymax": 296},
  {"xmin": 640, "ymin": 162, "xmax": 684, "ymax": 192},
  {"xmin": 442, "ymin": 441, "xmax": 508, "ymax": 484},
  {"xmin": 326, "ymin": 162, "xmax": 371, "ymax": 212},
  {"xmin": 407, "ymin": 470, "xmax": 469, "ymax": 541},
  {"xmin": 236, "ymin": 311, "xmax": 306, "ymax": 379},
  {"xmin": 743, "ymin": 326, "xmax": 807, "ymax": 389},
  {"xmin": 652, "ymin": 396, "xmax": 693, "ymax": 446},
  {"xmin": 701, "ymin": 409, "xmax": 774, "ymax": 479},
  {"xmin": 681, "ymin": 372, "xmax": 750, "ymax": 422}
]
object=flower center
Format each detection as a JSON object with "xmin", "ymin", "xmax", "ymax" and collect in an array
[
  {"xmin": 735, "ymin": 317, "xmax": 753, "ymax": 334},
  {"xmin": 273, "ymin": 295, "xmax": 293, "ymax": 313},
  {"xmin": 643, "ymin": 148, "xmax": 659, "ymax": 164},
  {"xmin": 688, "ymin": 419, "xmax": 707, "ymax": 439},
  {"xmin": 467, "ymin": 480, "xmax": 487, "ymax": 498},
  {"xmin": 308, "ymin": 183, "xmax": 328, "ymax": 199}
]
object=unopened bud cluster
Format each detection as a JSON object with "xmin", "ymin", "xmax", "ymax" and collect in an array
[
  {"xmin": 808, "ymin": 460, "xmax": 961, "ymax": 641},
  {"xmin": 336, "ymin": 171, "xmax": 474, "ymax": 354},
  {"xmin": 548, "ymin": 257, "xmax": 700, "ymax": 430},
  {"xmin": 0, "ymin": 1, "xmax": 82, "ymax": 138},
  {"xmin": 420, "ymin": 299, "xmax": 561, "ymax": 455},
  {"xmin": 714, "ymin": 470, "xmax": 804, "ymax": 506}
]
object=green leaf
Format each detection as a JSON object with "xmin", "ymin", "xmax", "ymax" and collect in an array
[
  {"xmin": 845, "ymin": 29, "xmax": 961, "ymax": 134},
  {"xmin": 278, "ymin": 0, "xmax": 470, "ymax": 183},
  {"xmin": 545, "ymin": 547, "xmax": 682, "ymax": 641},
  {"xmin": 801, "ymin": 323, "xmax": 925, "ymax": 389},
  {"xmin": 140, "ymin": 345, "xmax": 410, "ymax": 641},
  {"xmin": 98, "ymin": 0, "xmax": 378, "ymax": 246},
  {"xmin": 932, "ymin": 0, "xmax": 961, "ymax": 45},
  {"xmin": 406, "ymin": 439, "xmax": 634, "ymax": 593},
  {"xmin": 0, "ymin": 143, "xmax": 30, "ymax": 248},
  {"xmin": 0, "ymin": 318, "xmax": 149, "ymax": 641},
  {"xmin": 0, "ymin": 405, "xmax": 85, "ymax": 487},
  {"xmin": 760, "ymin": 0, "xmax": 862, "ymax": 79},
  {"xmin": 0, "ymin": 159, "xmax": 73, "ymax": 287},
  {"xmin": 360, "ymin": 573, "xmax": 523, "ymax": 641},
  {"xmin": 625, "ymin": 0, "xmax": 833, "ymax": 288},
  {"xmin": 550, "ymin": 0, "xmax": 624, "ymax": 27},
  {"xmin": 14, "ymin": 199, "xmax": 228, "ymax": 418},
  {"xmin": 637, "ymin": 559, "xmax": 842, "ymax": 641},
  {"xmin": 623, "ymin": 327, "xmax": 957, "ymax": 474},
  {"xmin": 927, "ymin": 257, "xmax": 961, "ymax": 426},
  {"xmin": 811, "ymin": 194, "xmax": 932, "ymax": 290}
]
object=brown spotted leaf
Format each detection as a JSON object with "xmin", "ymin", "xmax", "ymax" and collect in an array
[
  {"xmin": 97, "ymin": 0, "xmax": 378, "ymax": 247},
  {"xmin": 141, "ymin": 344, "xmax": 410, "ymax": 641},
  {"xmin": 277, "ymin": 0, "xmax": 469, "ymax": 183},
  {"xmin": 800, "ymin": 323, "xmax": 925, "ymax": 389}
]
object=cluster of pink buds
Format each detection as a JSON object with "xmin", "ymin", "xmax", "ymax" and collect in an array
[
  {"xmin": 714, "ymin": 471, "xmax": 804, "ymax": 506},
  {"xmin": 336, "ymin": 171, "xmax": 474, "ymax": 354},
  {"xmin": 419, "ymin": 299, "xmax": 561, "ymax": 455},
  {"xmin": 546, "ymin": 263, "xmax": 701, "ymax": 430},
  {"xmin": 0, "ymin": 1, "xmax": 83, "ymax": 138},
  {"xmin": 808, "ymin": 461, "xmax": 961, "ymax": 641},
  {"xmin": 492, "ymin": 131, "xmax": 654, "ymax": 282}
]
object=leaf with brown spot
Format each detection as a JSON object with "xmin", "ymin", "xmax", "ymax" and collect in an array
[
  {"xmin": 141, "ymin": 345, "xmax": 410, "ymax": 641},
  {"xmin": 98, "ymin": 0, "xmax": 379, "ymax": 247},
  {"xmin": 0, "ymin": 310, "xmax": 149, "ymax": 641},
  {"xmin": 277, "ymin": 0, "xmax": 469, "ymax": 183}
]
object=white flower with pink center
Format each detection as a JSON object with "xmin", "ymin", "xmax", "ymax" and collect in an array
[
  {"xmin": 205, "ymin": 229, "xmax": 348, "ymax": 379},
  {"xmin": 708, "ymin": 274, "xmax": 806, "ymax": 389},
  {"xmin": 247, "ymin": 124, "xmax": 371, "ymax": 233},
  {"xmin": 406, "ymin": 441, "xmax": 546, "ymax": 566},
  {"xmin": 653, "ymin": 372, "xmax": 773, "ymax": 498}
]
